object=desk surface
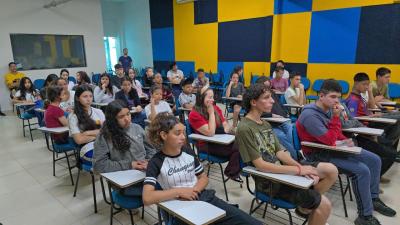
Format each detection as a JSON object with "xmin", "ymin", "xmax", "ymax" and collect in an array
[
  {"xmin": 283, "ymin": 104, "xmax": 304, "ymax": 108},
  {"xmin": 188, "ymin": 134, "xmax": 235, "ymax": 145},
  {"xmin": 38, "ymin": 126, "xmax": 69, "ymax": 134},
  {"xmin": 262, "ymin": 117, "xmax": 291, "ymax": 123},
  {"xmin": 243, "ymin": 166, "xmax": 313, "ymax": 189},
  {"xmin": 379, "ymin": 101, "xmax": 397, "ymax": 106},
  {"xmin": 15, "ymin": 102, "xmax": 35, "ymax": 107},
  {"xmin": 34, "ymin": 108, "xmax": 45, "ymax": 113},
  {"xmin": 158, "ymin": 200, "xmax": 226, "ymax": 225},
  {"xmin": 91, "ymin": 102, "xmax": 108, "ymax": 107},
  {"xmin": 222, "ymin": 96, "xmax": 242, "ymax": 101},
  {"xmin": 301, "ymin": 141, "xmax": 361, "ymax": 154},
  {"xmin": 178, "ymin": 107, "xmax": 192, "ymax": 112},
  {"xmin": 100, "ymin": 170, "xmax": 146, "ymax": 188},
  {"xmin": 342, "ymin": 127, "xmax": 384, "ymax": 136},
  {"xmin": 355, "ymin": 116, "xmax": 397, "ymax": 124}
]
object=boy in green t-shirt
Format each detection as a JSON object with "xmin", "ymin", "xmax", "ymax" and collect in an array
[{"xmin": 236, "ymin": 83, "xmax": 337, "ymax": 225}]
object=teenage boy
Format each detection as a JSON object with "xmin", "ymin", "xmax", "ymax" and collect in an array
[
  {"xmin": 192, "ymin": 68, "xmax": 209, "ymax": 92},
  {"xmin": 285, "ymin": 71, "xmax": 306, "ymax": 115},
  {"xmin": 345, "ymin": 73, "xmax": 400, "ymax": 150},
  {"xmin": 297, "ymin": 79, "xmax": 396, "ymax": 225},
  {"xmin": 110, "ymin": 64, "xmax": 126, "ymax": 89},
  {"xmin": 178, "ymin": 78, "xmax": 196, "ymax": 110},
  {"xmin": 371, "ymin": 67, "xmax": 392, "ymax": 106},
  {"xmin": 237, "ymin": 83, "xmax": 337, "ymax": 225}
]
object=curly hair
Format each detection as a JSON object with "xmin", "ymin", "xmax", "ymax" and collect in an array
[
  {"xmin": 18, "ymin": 77, "xmax": 37, "ymax": 100},
  {"xmin": 147, "ymin": 112, "xmax": 180, "ymax": 148},
  {"xmin": 100, "ymin": 100, "xmax": 131, "ymax": 152},
  {"xmin": 73, "ymin": 84, "xmax": 99, "ymax": 132},
  {"xmin": 242, "ymin": 83, "xmax": 271, "ymax": 111}
]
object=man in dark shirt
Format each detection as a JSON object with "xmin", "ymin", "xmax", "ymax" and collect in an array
[{"xmin": 118, "ymin": 48, "xmax": 132, "ymax": 74}]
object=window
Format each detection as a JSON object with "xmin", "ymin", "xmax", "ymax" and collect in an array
[{"xmin": 104, "ymin": 37, "xmax": 118, "ymax": 72}]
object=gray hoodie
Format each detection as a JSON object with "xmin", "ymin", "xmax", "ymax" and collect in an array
[{"xmin": 93, "ymin": 123, "xmax": 157, "ymax": 173}]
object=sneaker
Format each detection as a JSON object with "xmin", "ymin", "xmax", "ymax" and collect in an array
[
  {"xmin": 0, "ymin": 111, "xmax": 5, "ymax": 116},
  {"xmin": 380, "ymin": 177, "xmax": 390, "ymax": 184},
  {"xmin": 373, "ymin": 198, "xmax": 397, "ymax": 217},
  {"xmin": 295, "ymin": 208, "xmax": 310, "ymax": 219},
  {"xmin": 354, "ymin": 215, "xmax": 381, "ymax": 225}
]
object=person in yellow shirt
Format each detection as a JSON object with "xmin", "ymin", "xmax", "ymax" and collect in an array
[{"xmin": 4, "ymin": 62, "xmax": 25, "ymax": 91}]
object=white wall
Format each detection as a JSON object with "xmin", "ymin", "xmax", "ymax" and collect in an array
[
  {"xmin": 101, "ymin": 0, "xmax": 153, "ymax": 70},
  {"xmin": 0, "ymin": 0, "xmax": 106, "ymax": 111}
]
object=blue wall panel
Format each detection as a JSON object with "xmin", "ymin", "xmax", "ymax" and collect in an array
[
  {"xmin": 274, "ymin": 0, "xmax": 312, "ymax": 14},
  {"xmin": 151, "ymin": 27, "xmax": 175, "ymax": 61},
  {"xmin": 194, "ymin": 0, "xmax": 218, "ymax": 24},
  {"xmin": 308, "ymin": 7, "xmax": 361, "ymax": 63}
]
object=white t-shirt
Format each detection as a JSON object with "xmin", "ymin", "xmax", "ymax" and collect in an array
[
  {"xmin": 167, "ymin": 69, "xmax": 184, "ymax": 82},
  {"xmin": 68, "ymin": 107, "xmax": 105, "ymax": 135},
  {"xmin": 284, "ymin": 87, "xmax": 300, "ymax": 114},
  {"xmin": 145, "ymin": 100, "xmax": 172, "ymax": 118},
  {"xmin": 68, "ymin": 81, "xmax": 75, "ymax": 91},
  {"xmin": 272, "ymin": 69, "xmax": 290, "ymax": 79},
  {"xmin": 60, "ymin": 90, "xmax": 75, "ymax": 111},
  {"xmin": 93, "ymin": 86, "xmax": 119, "ymax": 103},
  {"xmin": 15, "ymin": 90, "xmax": 37, "ymax": 102}
]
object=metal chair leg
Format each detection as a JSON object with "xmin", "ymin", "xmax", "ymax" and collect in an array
[
  {"xmin": 128, "ymin": 210, "xmax": 134, "ymax": 225},
  {"xmin": 73, "ymin": 169, "xmax": 81, "ymax": 197},
  {"xmin": 28, "ymin": 119, "xmax": 33, "ymax": 142},
  {"xmin": 338, "ymin": 175, "xmax": 349, "ymax": 217},
  {"xmin": 65, "ymin": 152, "xmax": 74, "ymax": 185},
  {"xmin": 218, "ymin": 163, "xmax": 228, "ymax": 201},
  {"xmin": 91, "ymin": 172, "xmax": 98, "ymax": 213}
]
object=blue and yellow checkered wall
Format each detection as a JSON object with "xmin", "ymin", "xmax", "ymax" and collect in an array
[{"xmin": 150, "ymin": 0, "xmax": 400, "ymax": 88}]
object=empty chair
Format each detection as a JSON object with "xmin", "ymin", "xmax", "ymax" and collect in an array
[{"xmin": 306, "ymin": 79, "xmax": 324, "ymax": 102}]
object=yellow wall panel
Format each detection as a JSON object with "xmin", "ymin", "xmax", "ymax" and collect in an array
[
  {"xmin": 307, "ymin": 63, "xmax": 400, "ymax": 97},
  {"xmin": 271, "ymin": 12, "xmax": 311, "ymax": 63},
  {"xmin": 312, "ymin": 0, "xmax": 393, "ymax": 11},
  {"xmin": 218, "ymin": 0, "xmax": 274, "ymax": 22},
  {"xmin": 173, "ymin": 1, "xmax": 218, "ymax": 72},
  {"xmin": 243, "ymin": 62, "xmax": 270, "ymax": 86}
]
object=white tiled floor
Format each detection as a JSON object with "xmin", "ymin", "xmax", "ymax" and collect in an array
[{"xmin": 0, "ymin": 110, "xmax": 399, "ymax": 225}]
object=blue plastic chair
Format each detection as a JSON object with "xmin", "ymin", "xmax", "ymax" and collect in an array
[
  {"xmin": 92, "ymin": 73, "xmax": 101, "ymax": 85},
  {"xmin": 388, "ymin": 83, "xmax": 400, "ymax": 99},
  {"xmin": 338, "ymin": 80, "xmax": 350, "ymax": 97},
  {"xmin": 306, "ymin": 79, "xmax": 324, "ymax": 102},
  {"xmin": 33, "ymin": 79, "xmax": 45, "ymax": 89},
  {"xmin": 301, "ymin": 77, "xmax": 311, "ymax": 92},
  {"xmin": 73, "ymin": 142, "xmax": 98, "ymax": 213},
  {"xmin": 185, "ymin": 119, "xmax": 230, "ymax": 201},
  {"xmin": 68, "ymin": 76, "xmax": 77, "ymax": 84},
  {"xmin": 250, "ymin": 74, "xmax": 260, "ymax": 84}
]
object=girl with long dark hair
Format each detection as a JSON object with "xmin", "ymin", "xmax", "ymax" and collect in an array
[
  {"xmin": 143, "ymin": 112, "xmax": 262, "ymax": 225},
  {"xmin": 13, "ymin": 77, "xmax": 39, "ymax": 103},
  {"xmin": 127, "ymin": 68, "xmax": 146, "ymax": 98},
  {"xmin": 188, "ymin": 87, "xmax": 241, "ymax": 182},
  {"xmin": 93, "ymin": 100, "xmax": 156, "ymax": 196},
  {"xmin": 73, "ymin": 71, "xmax": 91, "ymax": 91},
  {"xmin": 115, "ymin": 77, "xmax": 146, "ymax": 127},
  {"xmin": 60, "ymin": 69, "xmax": 75, "ymax": 91},
  {"xmin": 93, "ymin": 73, "xmax": 119, "ymax": 103},
  {"xmin": 68, "ymin": 84, "xmax": 105, "ymax": 145}
]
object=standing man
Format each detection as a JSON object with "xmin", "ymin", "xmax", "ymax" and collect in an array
[{"xmin": 118, "ymin": 48, "xmax": 133, "ymax": 74}]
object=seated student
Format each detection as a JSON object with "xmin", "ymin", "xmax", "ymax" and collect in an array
[
  {"xmin": 143, "ymin": 112, "xmax": 263, "ymax": 225},
  {"xmin": 178, "ymin": 78, "xmax": 196, "ymax": 110},
  {"xmin": 13, "ymin": 77, "xmax": 39, "ymax": 104},
  {"xmin": 371, "ymin": 67, "xmax": 392, "ymax": 107},
  {"xmin": 93, "ymin": 100, "xmax": 156, "ymax": 197},
  {"xmin": 285, "ymin": 72, "xmax": 306, "ymax": 115},
  {"xmin": 344, "ymin": 73, "xmax": 400, "ymax": 149},
  {"xmin": 153, "ymin": 72, "xmax": 174, "ymax": 105},
  {"xmin": 256, "ymin": 76, "xmax": 297, "ymax": 160},
  {"xmin": 297, "ymin": 79, "xmax": 396, "ymax": 225},
  {"xmin": 60, "ymin": 69, "xmax": 75, "ymax": 91},
  {"xmin": 167, "ymin": 62, "xmax": 184, "ymax": 98},
  {"xmin": 115, "ymin": 77, "xmax": 146, "ymax": 128},
  {"xmin": 94, "ymin": 73, "xmax": 119, "ymax": 104},
  {"xmin": 40, "ymin": 74, "xmax": 59, "ymax": 101},
  {"xmin": 44, "ymin": 86, "xmax": 70, "ymax": 144},
  {"xmin": 272, "ymin": 60, "xmax": 290, "ymax": 79},
  {"xmin": 127, "ymin": 68, "xmax": 146, "ymax": 98},
  {"xmin": 189, "ymin": 87, "xmax": 241, "ymax": 182},
  {"xmin": 145, "ymin": 85, "xmax": 172, "ymax": 121},
  {"xmin": 72, "ymin": 71, "xmax": 92, "ymax": 91},
  {"xmin": 271, "ymin": 66, "xmax": 289, "ymax": 93},
  {"xmin": 226, "ymin": 72, "xmax": 245, "ymax": 128},
  {"xmin": 337, "ymin": 103, "xmax": 396, "ymax": 182},
  {"xmin": 192, "ymin": 68, "xmax": 209, "ymax": 92},
  {"xmin": 237, "ymin": 83, "xmax": 336, "ymax": 225},
  {"xmin": 69, "ymin": 84, "xmax": 105, "ymax": 146},
  {"xmin": 143, "ymin": 67, "xmax": 154, "ymax": 87},
  {"xmin": 110, "ymin": 64, "xmax": 126, "ymax": 89},
  {"xmin": 55, "ymin": 78, "xmax": 75, "ymax": 113}
]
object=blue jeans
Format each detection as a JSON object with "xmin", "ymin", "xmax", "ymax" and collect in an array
[
  {"xmin": 307, "ymin": 149, "xmax": 381, "ymax": 216},
  {"xmin": 272, "ymin": 121, "xmax": 297, "ymax": 160}
]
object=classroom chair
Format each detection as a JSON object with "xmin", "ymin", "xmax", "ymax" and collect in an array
[
  {"xmin": 338, "ymin": 80, "xmax": 350, "ymax": 97},
  {"xmin": 388, "ymin": 83, "xmax": 400, "ymax": 100},
  {"xmin": 292, "ymin": 124, "xmax": 353, "ymax": 217},
  {"xmin": 16, "ymin": 105, "xmax": 38, "ymax": 142},
  {"xmin": 306, "ymin": 79, "xmax": 324, "ymax": 102},
  {"xmin": 184, "ymin": 119, "xmax": 230, "ymax": 201},
  {"xmin": 73, "ymin": 142, "xmax": 98, "ymax": 213},
  {"xmin": 33, "ymin": 78, "xmax": 46, "ymax": 90},
  {"xmin": 91, "ymin": 73, "xmax": 101, "ymax": 85},
  {"xmin": 250, "ymin": 73, "xmax": 260, "ymax": 85},
  {"xmin": 222, "ymin": 82, "xmax": 246, "ymax": 119},
  {"xmin": 301, "ymin": 77, "xmax": 311, "ymax": 92},
  {"xmin": 68, "ymin": 76, "xmax": 77, "ymax": 84}
]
